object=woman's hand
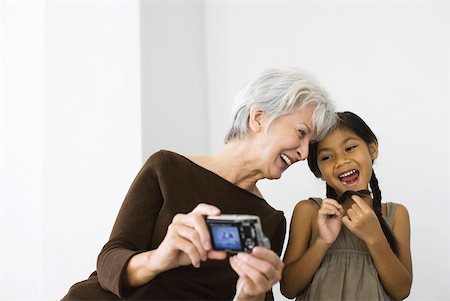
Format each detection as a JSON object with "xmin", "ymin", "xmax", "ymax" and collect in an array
[
  {"xmin": 152, "ymin": 203, "xmax": 227, "ymax": 271},
  {"xmin": 229, "ymin": 246, "xmax": 284, "ymax": 301},
  {"xmin": 342, "ymin": 195, "xmax": 383, "ymax": 244},
  {"xmin": 317, "ymin": 198, "xmax": 344, "ymax": 246},
  {"xmin": 126, "ymin": 203, "xmax": 228, "ymax": 289}
]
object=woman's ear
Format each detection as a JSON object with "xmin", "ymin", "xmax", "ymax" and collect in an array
[
  {"xmin": 369, "ymin": 141, "xmax": 379, "ymax": 160},
  {"xmin": 248, "ymin": 109, "xmax": 268, "ymax": 133}
]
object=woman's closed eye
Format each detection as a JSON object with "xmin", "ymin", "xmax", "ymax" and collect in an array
[{"xmin": 298, "ymin": 129, "xmax": 307, "ymax": 139}]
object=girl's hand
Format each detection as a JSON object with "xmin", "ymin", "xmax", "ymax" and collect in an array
[
  {"xmin": 342, "ymin": 195, "xmax": 383, "ymax": 244},
  {"xmin": 229, "ymin": 247, "xmax": 284, "ymax": 301},
  {"xmin": 317, "ymin": 198, "xmax": 344, "ymax": 246},
  {"xmin": 152, "ymin": 203, "xmax": 227, "ymax": 272}
]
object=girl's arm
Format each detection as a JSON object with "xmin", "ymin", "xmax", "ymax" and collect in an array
[
  {"xmin": 343, "ymin": 198, "xmax": 412, "ymax": 300},
  {"xmin": 367, "ymin": 203, "xmax": 412, "ymax": 299},
  {"xmin": 281, "ymin": 200, "xmax": 339, "ymax": 299}
]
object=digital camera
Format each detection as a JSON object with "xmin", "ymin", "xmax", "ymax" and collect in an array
[{"xmin": 206, "ymin": 214, "xmax": 270, "ymax": 253}]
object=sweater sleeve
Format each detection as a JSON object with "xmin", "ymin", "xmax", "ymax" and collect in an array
[
  {"xmin": 96, "ymin": 152, "xmax": 165, "ymax": 298},
  {"xmin": 271, "ymin": 214, "xmax": 287, "ymax": 257},
  {"xmin": 265, "ymin": 213, "xmax": 287, "ymax": 301}
]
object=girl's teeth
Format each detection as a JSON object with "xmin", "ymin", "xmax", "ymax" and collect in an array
[{"xmin": 339, "ymin": 169, "xmax": 357, "ymax": 178}]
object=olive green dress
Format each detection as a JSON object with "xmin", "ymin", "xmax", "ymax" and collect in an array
[{"xmin": 296, "ymin": 198, "xmax": 396, "ymax": 301}]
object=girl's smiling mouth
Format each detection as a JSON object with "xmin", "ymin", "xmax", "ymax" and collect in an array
[{"xmin": 338, "ymin": 169, "xmax": 359, "ymax": 186}]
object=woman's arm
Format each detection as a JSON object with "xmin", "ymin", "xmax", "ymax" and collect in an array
[
  {"xmin": 343, "ymin": 197, "xmax": 412, "ymax": 300},
  {"xmin": 96, "ymin": 154, "xmax": 165, "ymax": 296},
  {"xmin": 97, "ymin": 153, "xmax": 227, "ymax": 297}
]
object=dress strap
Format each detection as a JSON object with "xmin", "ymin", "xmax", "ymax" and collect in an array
[
  {"xmin": 308, "ymin": 197, "xmax": 322, "ymax": 207},
  {"xmin": 385, "ymin": 202, "xmax": 397, "ymax": 224}
]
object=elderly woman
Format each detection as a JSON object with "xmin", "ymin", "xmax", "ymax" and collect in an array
[{"xmin": 62, "ymin": 68, "xmax": 336, "ymax": 301}]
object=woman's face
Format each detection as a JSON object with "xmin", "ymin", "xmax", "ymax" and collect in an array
[
  {"xmin": 316, "ymin": 127, "xmax": 377, "ymax": 196},
  {"xmin": 258, "ymin": 105, "xmax": 315, "ymax": 179}
]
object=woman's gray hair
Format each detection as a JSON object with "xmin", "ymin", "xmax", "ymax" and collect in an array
[{"xmin": 224, "ymin": 68, "xmax": 336, "ymax": 143}]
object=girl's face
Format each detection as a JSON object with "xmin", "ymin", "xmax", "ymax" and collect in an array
[
  {"xmin": 316, "ymin": 126, "xmax": 378, "ymax": 196},
  {"xmin": 257, "ymin": 105, "xmax": 315, "ymax": 179}
]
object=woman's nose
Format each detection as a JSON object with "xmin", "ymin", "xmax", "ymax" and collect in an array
[{"xmin": 297, "ymin": 143, "xmax": 309, "ymax": 161}]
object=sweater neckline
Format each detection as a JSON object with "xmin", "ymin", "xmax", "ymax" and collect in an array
[{"xmin": 165, "ymin": 150, "xmax": 267, "ymax": 202}]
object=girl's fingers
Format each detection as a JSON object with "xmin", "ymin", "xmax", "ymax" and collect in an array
[
  {"xmin": 346, "ymin": 208, "xmax": 357, "ymax": 221},
  {"xmin": 350, "ymin": 203, "xmax": 363, "ymax": 216},
  {"xmin": 342, "ymin": 215, "xmax": 351, "ymax": 228},
  {"xmin": 322, "ymin": 198, "xmax": 343, "ymax": 209},
  {"xmin": 319, "ymin": 204, "xmax": 343, "ymax": 217},
  {"xmin": 350, "ymin": 195, "xmax": 371, "ymax": 210}
]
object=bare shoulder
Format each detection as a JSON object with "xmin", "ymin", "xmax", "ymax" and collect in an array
[
  {"xmin": 286, "ymin": 199, "xmax": 320, "ymax": 250},
  {"xmin": 292, "ymin": 199, "xmax": 321, "ymax": 215},
  {"xmin": 391, "ymin": 202, "xmax": 410, "ymax": 218},
  {"xmin": 381, "ymin": 202, "xmax": 409, "ymax": 216},
  {"xmin": 388, "ymin": 202, "xmax": 411, "ymax": 231},
  {"xmin": 290, "ymin": 199, "xmax": 320, "ymax": 229}
]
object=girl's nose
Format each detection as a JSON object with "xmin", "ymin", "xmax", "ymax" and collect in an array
[{"xmin": 335, "ymin": 156, "xmax": 351, "ymax": 168}]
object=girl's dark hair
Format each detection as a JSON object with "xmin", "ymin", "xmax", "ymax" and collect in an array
[{"xmin": 308, "ymin": 111, "xmax": 399, "ymax": 255}]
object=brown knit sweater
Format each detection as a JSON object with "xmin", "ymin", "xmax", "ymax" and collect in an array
[{"xmin": 62, "ymin": 150, "xmax": 286, "ymax": 300}]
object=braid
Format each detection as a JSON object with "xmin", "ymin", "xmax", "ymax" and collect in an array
[
  {"xmin": 370, "ymin": 171, "xmax": 383, "ymax": 220},
  {"xmin": 370, "ymin": 170, "xmax": 399, "ymax": 255},
  {"xmin": 326, "ymin": 183, "xmax": 338, "ymax": 199}
]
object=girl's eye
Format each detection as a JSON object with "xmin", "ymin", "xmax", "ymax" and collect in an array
[
  {"xmin": 345, "ymin": 145, "xmax": 357, "ymax": 152},
  {"xmin": 320, "ymin": 155, "xmax": 332, "ymax": 161}
]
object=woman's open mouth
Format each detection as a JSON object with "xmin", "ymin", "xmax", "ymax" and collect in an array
[{"xmin": 280, "ymin": 153, "xmax": 293, "ymax": 167}]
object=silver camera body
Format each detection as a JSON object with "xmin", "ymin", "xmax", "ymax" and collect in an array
[{"xmin": 206, "ymin": 214, "xmax": 270, "ymax": 253}]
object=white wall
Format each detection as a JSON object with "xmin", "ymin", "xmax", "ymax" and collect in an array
[
  {"xmin": 42, "ymin": 3, "xmax": 142, "ymax": 300},
  {"xmin": 140, "ymin": 0, "xmax": 209, "ymax": 159},
  {"xmin": 204, "ymin": 1, "xmax": 449, "ymax": 300},
  {"xmin": 0, "ymin": 3, "xmax": 45, "ymax": 300},
  {"xmin": 1, "ymin": 1, "xmax": 142, "ymax": 300}
]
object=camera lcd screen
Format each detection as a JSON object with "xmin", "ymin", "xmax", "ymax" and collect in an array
[{"xmin": 210, "ymin": 224, "xmax": 242, "ymax": 251}]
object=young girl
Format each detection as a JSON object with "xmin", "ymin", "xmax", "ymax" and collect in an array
[{"xmin": 281, "ymin": 111, "xmax": 412, "ymax": 300}]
